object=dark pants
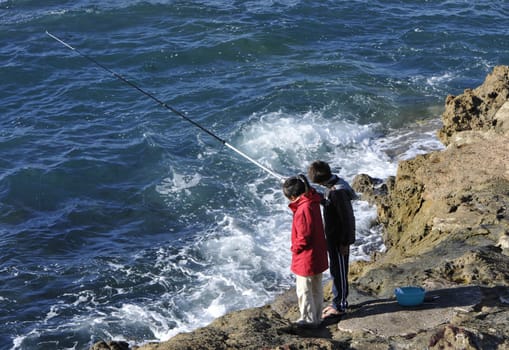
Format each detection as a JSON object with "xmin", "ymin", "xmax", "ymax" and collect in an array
[{"xmin": 328, "ymin": 245, "xmax": 349, "ymax": 311}]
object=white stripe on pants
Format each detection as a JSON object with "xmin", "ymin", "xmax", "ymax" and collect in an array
[{"xmin": 296, "ymin": 273, "xmax": 323, "ymax": 325}]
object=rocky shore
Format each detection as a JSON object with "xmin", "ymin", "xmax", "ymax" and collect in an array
[{"xmin": 92, "ymin": 66, "xmax": 509, "ymax": 350}]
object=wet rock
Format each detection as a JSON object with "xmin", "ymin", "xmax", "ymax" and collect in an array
[
  {"xmin": 438, "ymin": 65, "xmax": 509, "ymax": 145},
  {"xmin": 91, "ymin": 341, "xmax": 130, "ymax": 350},
  {"xmin": 428, "ymin": 325, "xmax": 479, "ymax": 350}
]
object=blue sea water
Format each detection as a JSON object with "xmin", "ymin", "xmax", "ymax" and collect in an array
[{"xmin": 1, "ymin": 1, "xmax": 508, "ymax": 349}]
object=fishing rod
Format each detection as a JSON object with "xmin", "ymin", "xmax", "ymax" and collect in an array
[{"xmin": 45, "ymin": 31, "xmax": 285, "ymax": 182}]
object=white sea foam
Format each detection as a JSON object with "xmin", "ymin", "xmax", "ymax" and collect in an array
[
  {"xmin": 156, "ymin": 169, "xmax": 202, "ymax": 195},
  {"xmin": 237, "ymin": 110, "xmax": 391, "ymax": 180},
  {"xmin": 44, "ymin": 305, "xmax": 60, "ymax": 322},
  {"xmin": 12, "ymin": 330, "xmax": 39, "ymax": 350},
  {"xmin": 426, "ymin": 72, "xmax": 453, "ymax": 86},
  {"xmin": 375, "ymin": 118, "xmax": 445, "ymax": 162},
  {"xmin": 12, "ymin": 335, "xmax": 25, "ymax": 349}
]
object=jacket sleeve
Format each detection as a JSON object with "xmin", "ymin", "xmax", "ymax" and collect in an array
[
  {"xmin": 291, "ymin": 208, "xmax": 313, "ymax": 253},
  {"xmin": 331, "ymin": 189, "xmax": 356, "ymax": 245}
]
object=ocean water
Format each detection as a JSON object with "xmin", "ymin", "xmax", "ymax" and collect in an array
[{"xmin": 1, "ymin": 1, "xmax": 508, "ymax": 349}]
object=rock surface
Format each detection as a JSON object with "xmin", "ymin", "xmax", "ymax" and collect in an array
[{"xmin": 92, "ymin": 66, "xmax": 509, "ymax": 350}]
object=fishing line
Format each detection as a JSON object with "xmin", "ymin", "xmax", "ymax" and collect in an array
[{"xmin": 45, "ymin": 31, "xmax": 285, "ymax": 182}]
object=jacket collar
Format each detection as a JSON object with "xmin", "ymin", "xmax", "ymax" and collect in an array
[
  {"xmin": 288, "ymin": 188, "xmax": 320, "ymax": 212},
  {"xmin": 324, "ymin": 174, "xmax": 339, "ymax": 188}
]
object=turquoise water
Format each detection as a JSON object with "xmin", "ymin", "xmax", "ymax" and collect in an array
[{"xmin": 1, "ymin": 1, "xmax": 508, "ymax": 349}]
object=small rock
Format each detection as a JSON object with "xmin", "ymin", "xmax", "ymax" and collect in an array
[
  {"xmin": 90, "ymin": 340, "xmax": 130, "ymax": 350},
  {"xmin": 429, "ymin": 325, "xmax": 478, "ymax": 350}
]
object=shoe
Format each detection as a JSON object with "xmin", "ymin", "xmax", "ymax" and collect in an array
[{"xmin": 292, "ymin": 320, "xmax": 319, "ymax": 329}]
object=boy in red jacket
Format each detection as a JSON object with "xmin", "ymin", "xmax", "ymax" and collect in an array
[{"xmin": 283, "ymin": 174, "xmax": 328, "ymax": 328}]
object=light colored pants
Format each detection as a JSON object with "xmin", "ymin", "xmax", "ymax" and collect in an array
[{"xmin": 295, "ymin": 273, "xmax": 323, "ymax": 325}]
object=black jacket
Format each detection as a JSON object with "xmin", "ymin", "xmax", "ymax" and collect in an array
[{"xmin": 322, "ymin": 178, "xmax": 356, "ymax": 246}]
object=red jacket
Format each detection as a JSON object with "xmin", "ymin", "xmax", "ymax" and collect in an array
[{"xmin": 288, "ymin": 189, "xmax": 328, "ymax": 277}]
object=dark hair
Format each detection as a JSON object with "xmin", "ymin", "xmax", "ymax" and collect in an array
[
  {"xmin": 283, "ymin": 174, "xmax": 310, "ymax": 199},
  {"xmin": 307, "ymin": 160, "xmax": 332, "ymax": 184}
]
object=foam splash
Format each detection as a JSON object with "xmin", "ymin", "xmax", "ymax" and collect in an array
[
  {"xmin": 374, "ymin": 118, "xmax": 445, "ymax": 162},
  {"xmin": 237, "ymin": 110, "xmax": 393, "ymax": 180},
  {"xmin": 426, "ymin": 72, "xmax": 454, "ymax": 86},
  {"xmin": 156, "ymin": 168, "xmax": 202, "ymax": 196}
]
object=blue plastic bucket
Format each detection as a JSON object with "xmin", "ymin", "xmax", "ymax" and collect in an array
[{"xmin": 394, "ymin": 286, "xmax": 425, "ymax": 306}]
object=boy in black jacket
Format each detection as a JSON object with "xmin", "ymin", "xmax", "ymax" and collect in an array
[{"xmin": 307, "ymin": 160, "xmax": 356, "ymax": 318}]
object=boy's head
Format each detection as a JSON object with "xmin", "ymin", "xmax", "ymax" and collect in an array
[
  {"xmin": 283, "ymin": 174, "xmax": 310, "ymax": 200},
  {"xmin": 307, "ymin": 160, "xmax": 332, "ymax": 184}
]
